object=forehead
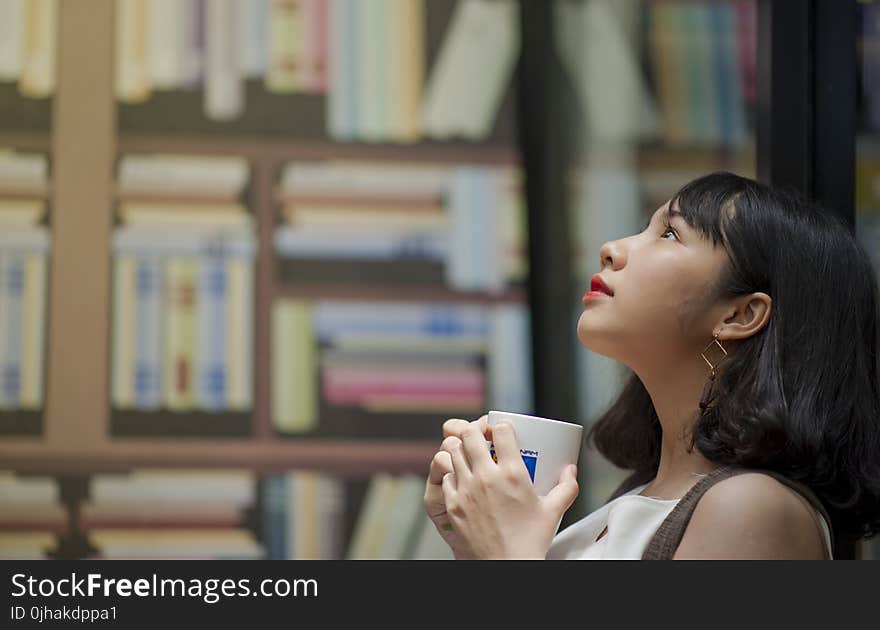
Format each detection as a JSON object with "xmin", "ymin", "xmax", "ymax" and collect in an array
[{"xmin": 651, "ymin": 201, "xmax": 685, "ymax": 223}]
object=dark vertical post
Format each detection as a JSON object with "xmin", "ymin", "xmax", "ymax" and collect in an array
[
  {"xmin": 517, "ymin": 0, "xmax": 577, "ymax": 424},
  {"xmin": 518, "ymin": 1, "xmax": 582, "ymax": 526},
  {"xmin": 812, "ymin": 0, "xmax": 856, "ymax": 230},
  {"xmin": 756, "ymin": 0, "xmax": 812, "ymax": 191}
]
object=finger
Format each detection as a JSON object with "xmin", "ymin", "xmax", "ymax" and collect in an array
[
  {"xmin": 439, "ymin": 435, "xmax": 462, "ymax": 455},
  {"xmin": 460, "ymin": 422, "xmax": 493, "ymax": 474},
  {"xmin": 428, "ymin": 450, "xmax": 454, "ymax": 485},
  {"xmin": 442, "ymin": 418, "xmax": 470, "ymax": 439},
  {"xmin": 444, "ymin": 416, "xmax": 490, "ymax": 440},
  {"xmin": 490, "ymin": 421, "xmax": 522, "ymax": 465},
  {"xmin": 448, "ymin": 438, "xmax": 472, "ymax": 480},
  {"xmin": 543, "ymin": 465, "xmax": 580, "ymax": 516},
  {"xmin": 441, "ymin": 471, "xmax": 457, "ymax": 497}
]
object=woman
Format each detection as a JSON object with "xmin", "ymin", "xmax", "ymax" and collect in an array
[{"xmin": 423, "ymin": 172, "xmax": 880, "ymax": 559}]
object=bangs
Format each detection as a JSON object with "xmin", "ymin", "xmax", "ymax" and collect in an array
[{"xmin": 668, "ymin": 171, "xmax": 747, "ymax": 249}]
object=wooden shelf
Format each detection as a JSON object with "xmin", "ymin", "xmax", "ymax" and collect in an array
[
  {"xmin": 118, "ymin": 133, "xmax": 520, "ymax": 166},
  {"xmin": 114, "ymin": 187, "xmax": 242, "ymax": 205},
  {"xmin": 275, "ymin": 283, "xmax": 528, "ymax": 305},
  {"xmin": 0, "ymin": 438, "xmax": 437, "ymax": 477},
  {"xmin": 0, "ymin": 184, "xmax": 50, "ymax": 200},
  {"xmin": 0, "ymin": 131, "xmax": 52, "ymax": 152}
]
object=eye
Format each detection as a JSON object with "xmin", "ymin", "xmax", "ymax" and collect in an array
[{"xmin": 661, "ymin": 222, "xmax": 678, "ymax": 241}]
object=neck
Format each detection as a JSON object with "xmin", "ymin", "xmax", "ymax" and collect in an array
[{"xmin": 634, "ymin": 358, "xmax": 723, "ymax": 499}]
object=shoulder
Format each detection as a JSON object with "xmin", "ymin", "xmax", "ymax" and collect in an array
[{"xmin": 673, "ymin": 472, "xmax": 827, "ymax": 560}]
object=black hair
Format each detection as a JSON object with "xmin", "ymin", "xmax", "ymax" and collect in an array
[{"xmin": 587, "ymin": 171, "xmax": 880, "ymax": 544}]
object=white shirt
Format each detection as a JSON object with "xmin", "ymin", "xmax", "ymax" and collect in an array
[{"xmin": 546, "ymin": 482, "xmax": 834, "ymax": 560}]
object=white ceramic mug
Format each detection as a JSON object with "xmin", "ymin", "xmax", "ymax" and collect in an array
[{"xmin": 486, "ymin": 410, "xmax": 583, "ymax": 496}]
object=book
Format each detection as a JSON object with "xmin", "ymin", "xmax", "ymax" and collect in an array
[
  {"xmin": 376, "ymin": 475, "xmax": 425, "ymax": 559},
  {"xmin": 163, "ymin": 257, "xmax": 198, "ymax": 410},
  {"xmin": 0, "ymin": 504, "xmax": 66, "ymax": 532},
  {"xmin": 499, "ymin": 169, "xmax": 528, "ymax": 283},
  {"xmin": 196, "ymin": 254, "xmax": 227, "ymax": 410},
  {"xmin": 0, "ymin": 533, "xmax": 56, "ymax": 560},
  {"xmin": 0, "ymin": 473, "xmax": 66, "ymax": 540},
  {"xmin": 0, "ymin": 0, "xmax": 25, "ymax": 82},
  {"xmin": 446, "ymin": 167, "xmax": 508, "ymax": 292},
  {"xmin": 225, "ymin": 256, "xmax": 253, "ymax": 410},
  {"xmin": 0, "ymin": 254, "xmax": 24, "ymax": 408},
  {"xmin": 112, "ymin": 255, "xmax": 136, "ymax": 408},
  {"xmin": 487, "ymin": 304, "xmax": 533, "ymax": 414},
  {"xmin": 118, "ymin": 154, "xmax": 249, "ymax": 197},
  {"xmin": 271, "ymin": 300, "xmax": 317, "ymax": 433},
  {"xmin": 732, "ymin": 0, "xmax": 757, "ymax": 106},
  {"xmin": 279, "ymin": 161, "xmax": 449, "ymax": 201},
  {"xmin": 422, "ymin": 0, "xmax": 518, "ymax": 140},
  {"xmin": 118, "ymin": 203, "xmax": 252, "ymax": 228},
  {"xmin": 328, "ymin": 0, "xmax": 357, "ymax": 139},
  {"xmin": 265, "ymin": 0, "xmax": 301, "ymax": 93},
  {"xmin": 115, "ymin": 0, "xmax": 152, "ymax": 103},
  {"xmin": 240, "ymin": 0, "xmax": 269, "ymax": 79},
  {"xmin": 347, "ymin": 474, "xmax": 425, "ymax": 559},
  {"xmin": 0, "ymin": 151, "xmax": 48, "ymax": 189},
  {"xmin": 313, "ymin": 301, "xmax": 489, "ymax": 339},
  {"xmin": 90, "ymin": 469, "xmax": 256, "ymax": 505},
  {"xmin": 20, "ymin": 253, "xmax": 46, "ymax": 409},
  {"xmin": 113, "ymin": 225, "xmax": 257, "ymax": 258},
  {"xmin": 0, "ymin": 224, "xmax": 51, "ymax": 252},
  {"xmin": 0, "ymin": 200, "xmax": 47, "ymax": 225},
  {"xmin": 274, "ymin": 224, "xmax": 448, "ymax": 262},
  {"xmin": 133, "ymin": 256, "xmax": 163, "ymax": 409},
  {"xmin": 390, "ymin": 0, "xmax": 424, "ymax": 142},
  {"xmin": 648, "ymin": 3, "xmax": 687, "ymax": 145},
  {"xmin": 287, "ymin": 472, "xmax": 345, "ymax": 559},
  {"xmin": 204, "ymin": 0, "xmax": 244, "ymax": 120},
  {"xmin": 688, "ymin": 5, "xmax": 721, "ymax": 144},
  {"xmin": 322, "ymin": 366, "xmax": 485, "ymax": 401},
  {"xmin": 180, "ymin": 0, "xmax": 205, "ymax": 87},
  {"xmin": 18, "ymin": 0, "xmax": 57, "ymax": 98},
  {"xmin": 0, "ymin": 472, "xmax": 58, "ymax": 504},
  {"xmin": 148, "ymin": 0, "xmax": 187, "ymax": 90},
  {"xmin": 281, "ymin": 203, "xmax": 446, "ymax": 230},
  {"xmin": 710, "ymin": 3, "xmax": 747, "ymax": 147},
  {"xmin": 79, "ymin": 502, "xmax": 243, "ymax": 530},
  {"xmin": 554, "ymin": 0, "xmax": 660, "ymax": 143},
  {"xmin": 358, "ymin": 0, "xmax": 386, "ymax": 141},
  {"xmin": 89, "ymin": 529, "xmax": 263, "ymax": 560},
  {"xmin": 263, "ymin": 472, "xmax": 345, "ymax": 560}
]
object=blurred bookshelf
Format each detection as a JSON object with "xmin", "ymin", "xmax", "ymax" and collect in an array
[{"xmin": 0, "ymin": 0, "xmax": 525, "ymax": 559}]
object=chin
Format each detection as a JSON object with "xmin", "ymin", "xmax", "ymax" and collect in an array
[{"xmin": 576, "ymin": 317, "xmax": 617, "ymax": 359}]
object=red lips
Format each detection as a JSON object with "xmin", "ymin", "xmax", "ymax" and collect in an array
[{"xmin": 590, "ymin": 275, "xmax": 614, "ymax": 296}]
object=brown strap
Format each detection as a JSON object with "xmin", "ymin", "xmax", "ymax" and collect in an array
[{"xmin": 641, "ymin": 466, "xmax": 834, "ymax": 560}]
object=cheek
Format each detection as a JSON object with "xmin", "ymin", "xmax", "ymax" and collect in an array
[{"xmin": 577, "ymin": 261, "xmax": 696, "ymax": 343}]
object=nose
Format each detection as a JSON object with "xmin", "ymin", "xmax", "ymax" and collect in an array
[{"xmin": 598, "ymin": 238, "xmax": 625, "ymax": 271}]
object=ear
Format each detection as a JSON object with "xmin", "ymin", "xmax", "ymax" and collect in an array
[{"xmin": 718, "ymin": 292, "xmax": 772, "ymax": 341}]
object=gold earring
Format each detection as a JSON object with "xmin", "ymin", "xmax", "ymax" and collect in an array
[
  {"xmin": 700, "ymin": 332, "xmax": 727, "ymax": 379},
  {"xmin": 698, "ymin": 332, "xmax": 727, "ymax": 415}
]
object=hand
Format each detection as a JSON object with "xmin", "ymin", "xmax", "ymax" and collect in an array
[
  {"xmin": 423, "ymin": 416, "xmax": 490, "ymax": 559},
  {"xmin": 440, "ymin": 419, "xmax": 579, "ymax": 560}
]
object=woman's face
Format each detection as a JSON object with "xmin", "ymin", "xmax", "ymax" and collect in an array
[{"xmin": 577, "ymin": 200, "xmax": 732, "ymax": 369}]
